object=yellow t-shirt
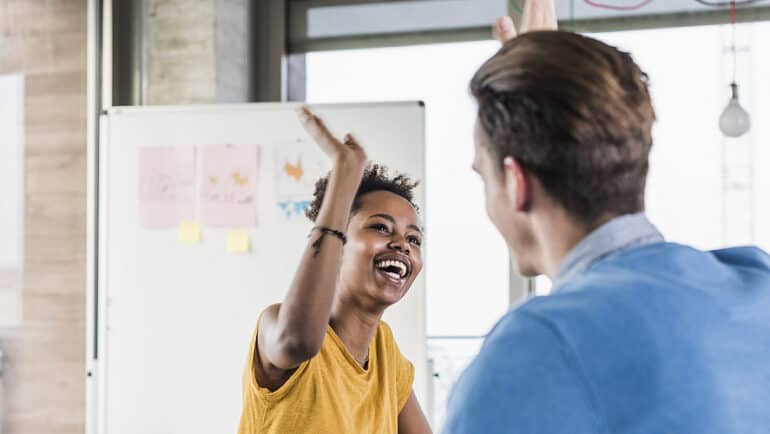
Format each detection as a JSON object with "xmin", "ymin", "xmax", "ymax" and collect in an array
[{"xmin": 237, "ymin": 319, "xmax": 415, "ymax": 434}]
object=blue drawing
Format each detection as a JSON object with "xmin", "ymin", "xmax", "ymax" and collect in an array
[{"xmin": 277, "ymin": 200, "xmax": 311, "ymax": 219}]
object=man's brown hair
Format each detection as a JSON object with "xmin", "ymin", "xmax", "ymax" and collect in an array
[{"xmin": 471, "ymin": 31, "xmax": 656, "ymax": 223}]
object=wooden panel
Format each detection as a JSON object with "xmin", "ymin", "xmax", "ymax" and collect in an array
[
  {"xmin": 0, "ymin": 0, "xmax": 87, "ymax": 433},
  {"xmin": 19, "ymin": 33, "xmax": 55, "ymax": 74},
  {"xmin": 25, "ymin": 192, "xmax": 86, "ymax": 239},
  {"xmin": 0, "ymin": 33, "xmax": 24, "ymax": 72},
  {"xmin": 25, "ymin": 71, "xmax": 85, "ymax": 97},
  {"xmin": 25, "ymin": 94, "xmax": 86, "ymax": 133},
  {"xmin": 25, "ymin": 151, "xmax": 87, "ymax": 194},
  {"xmin": 52, "ymin": 32, "xmax": 87, "ymax": 73},
  {"xmin": 26, "ymin": 128, "xmax": 86, "ymax": 155}
]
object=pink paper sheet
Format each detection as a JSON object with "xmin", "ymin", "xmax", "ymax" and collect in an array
[
  {"xmin": 138, "ymin": 146, "xmax": 196, "ymax": 228},
  {"xmin": 199, "ymin": 144, "xmax": 259, "ymax": 227}
]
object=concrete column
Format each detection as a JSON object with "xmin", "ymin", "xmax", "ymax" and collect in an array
[
  {"xmin": 215, "ymin": 0, "xmax": 251, "ymax": 102},
  {"xmin": 144, "ymin": 0, "xmax": 252, "ymax": 104}
]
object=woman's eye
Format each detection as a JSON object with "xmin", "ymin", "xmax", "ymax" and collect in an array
[
  {"xmin": 371, "ymin": 224, "xmax": 389, "ymax": 233},
  {"xmin": 408, "ymin": 236, "xmax": 422, "ymax": 246}
]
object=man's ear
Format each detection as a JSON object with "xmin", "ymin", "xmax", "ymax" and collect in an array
[{"xmin": 503, "ymin": 156, "xmax": 531, "ymax": 212}]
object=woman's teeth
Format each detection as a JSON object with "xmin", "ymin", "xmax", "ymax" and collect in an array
[
  {"xmin": 383, "ymin": 271, "xmax": 401, "ymax": 280},
  {"xmin": 375, "ymin": 259, "xmax": 408, "ymax": 278}
]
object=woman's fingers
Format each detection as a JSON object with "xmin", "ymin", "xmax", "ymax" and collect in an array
[
  {"xmin": 494, "ymin": 1, "xmax": 558, "ymax": 45},
  {"xmin": 298, "ymin": 107, "xmax": 367, "ymax": 166},
  {"xmin": 493, "ymin": 16, "xmax": 517, "ymax": 43},
  {"xmin": 343, "ymin": 133, "xmax": 362, "ymax": 151},
  {"xmin": 342, "ymin": 133, "xmax": 368, "ymax": 167},
  {"xmin": 298, "ymin": 106, "xmax": 343, "ymax": 157}
]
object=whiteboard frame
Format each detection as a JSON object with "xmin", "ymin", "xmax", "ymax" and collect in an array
[{"xmin": 86, "ymin": 101, "xmax": 429, "ymax": 434}]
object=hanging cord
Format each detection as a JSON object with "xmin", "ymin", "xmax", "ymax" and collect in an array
[{"xmin": 731, "ymin": 0, "xmax": 737, "ymax": 84}]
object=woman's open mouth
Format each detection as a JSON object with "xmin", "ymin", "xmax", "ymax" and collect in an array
[{"xmin": 374, "ymin": 256, "xmax": 410, "ymax": 283}]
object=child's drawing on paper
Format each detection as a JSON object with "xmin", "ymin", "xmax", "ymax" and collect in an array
[
  {"xmin": 138, "ymin": 146, "xmax": 196, "ymax": 228},
  {"xmin": 200, "ymin": 144, "xmax": 260, "ymax": 227},
  {"xmin": 274, "ymin": 139, "xmax": 329, "ymax": 219}
]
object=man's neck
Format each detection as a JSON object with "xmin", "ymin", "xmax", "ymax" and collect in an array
[{"xmin": 534, "ymin": 210, "xmax": 615, "ymax": 279}]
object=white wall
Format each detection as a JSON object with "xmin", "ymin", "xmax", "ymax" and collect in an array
[{"xmin": 0, "ymin": 73, "xmax": 24, "ymax": 327}]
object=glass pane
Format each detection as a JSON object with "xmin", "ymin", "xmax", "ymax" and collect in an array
[
  {"xmin": 593, "ymin": 22, "xmax": 770, "ymax": 252},
  {"xmin": 306, "ymin": 21, "xmax": 770, "ymax": 427},
  {"xmin": 427, "ymin": 336, "xmax": 484, "ymax": 431},
  {"xmin": 534, "ymin": 22, "xmax": 770, "ymax": 294},
  {"xmin": 307, "ymin": 41, "xmax": 511, "ymax": 337},
  {"xmin": 306, "ymin": 0, "xmax": 506, "ymax": 38},
  {"xmin": 553, "ymin": 0, "xmax": 764, "ymax": 21}
]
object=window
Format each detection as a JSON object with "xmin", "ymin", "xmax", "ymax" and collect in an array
[
  {"xmin": 305, "ymin": 21, "xmax": 770, "ymax": 428},
  {"xmin": 307, "ymin": 41, "xmax": 511, "ymax": 339},
  {"xmin": 307, "ymin": 41, "xmax": 509, "ymax": 427},
  {"xmin": 635, "ymin": 23, "xmax": 767, "ymax": 250},
  {"xmin": 537, "ymin": 22, "xmax": 770, "ymax": 295}
]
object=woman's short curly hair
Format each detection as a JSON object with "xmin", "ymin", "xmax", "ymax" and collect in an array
[{"xmin": 305, "ymin": 163, "xmax": 420, "ymax": 222}]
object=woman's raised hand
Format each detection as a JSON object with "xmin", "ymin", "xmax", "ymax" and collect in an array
[
  {"xmin": 493, "ymin": 0, "xmax": 558, "ymax": 44},
  {"xmin": 297, "ymin": 106, "xmax": 368, "ymax": 177}
]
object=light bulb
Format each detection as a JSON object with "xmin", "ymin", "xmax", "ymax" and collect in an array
[{"xmin": 719, "ymin": 82, "xmax": 751, "ymax": 138}]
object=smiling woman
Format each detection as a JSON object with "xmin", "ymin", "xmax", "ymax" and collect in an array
[
  {"xmin": 237, "ymin": 108, "xmax": 432, "ymax": 434},
  {"xmin": 308, "ymin": 164, "xmax": 423, "ymax": 292}
]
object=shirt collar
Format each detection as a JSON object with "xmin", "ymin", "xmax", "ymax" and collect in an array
[{"xmin": 552, "ymin": 213, "xmax": 664, "ymax": 290}]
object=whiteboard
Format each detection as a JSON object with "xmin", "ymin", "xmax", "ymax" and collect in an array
[{"xmin": 93, "ymin": 102, "xmax": 427, "ymax": 434}]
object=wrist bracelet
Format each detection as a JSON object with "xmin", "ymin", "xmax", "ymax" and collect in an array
[
  {"xmin": 309, "ymin": 226, "xmax": 347, "ymax": 258},
  {"xmin": 310, "ymin": 226, "xmax": 347, "ymax": 244}
]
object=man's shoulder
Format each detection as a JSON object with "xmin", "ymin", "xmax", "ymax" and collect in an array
[
  {"xmin": 710, "ymin": 245, "xmax": 770, "ymax": 270},
  {"xmin": 478, "ymin": 298, "xmax": 597, "ymax": 369},
  {"xmin": 444, "ymin": 303, "xmax": 602, "ymax": 433},
  {"xmin": 590, "ymin": 242, "xmax": 770, "ymax": 284},
  {"xmin": 455, "ymin": 307, "xmax": 580, "ymax": 397}
]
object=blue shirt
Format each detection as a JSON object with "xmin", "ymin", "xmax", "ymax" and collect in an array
[{"xmin": 443, "ymin": 214, "xmax": 770, "ymax": 434}]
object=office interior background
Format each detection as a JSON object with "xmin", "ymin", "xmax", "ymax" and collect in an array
[{"xmin": 1, "ymin": 0, "xmax": 769, "ymax": 432}]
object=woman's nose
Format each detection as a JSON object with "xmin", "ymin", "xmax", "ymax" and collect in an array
[{"xmin": 387, "ymin": 236, "xmax": 409, "ymax": 253}]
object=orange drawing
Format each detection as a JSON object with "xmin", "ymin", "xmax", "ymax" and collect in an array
[
  {"xmin": 232, "ymin": 172, "xmax": 249, "ymax": 186},
  {"xmin": 284, "ymin": 159, "xmax": 304, "ymax": 181}
]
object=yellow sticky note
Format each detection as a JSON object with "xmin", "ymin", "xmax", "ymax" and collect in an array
[
  {"xmin": 178, "ymin": 221, "xmax": 201, "ymax": 244},
  {"xmin": 227, "ymin": 230, "xmax": 250, "ymax": 253}
]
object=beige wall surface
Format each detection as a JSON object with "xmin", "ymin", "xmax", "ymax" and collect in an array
[{"xmin": 0, "ymin": 0, "xmax": 87, "ymax": 433}]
